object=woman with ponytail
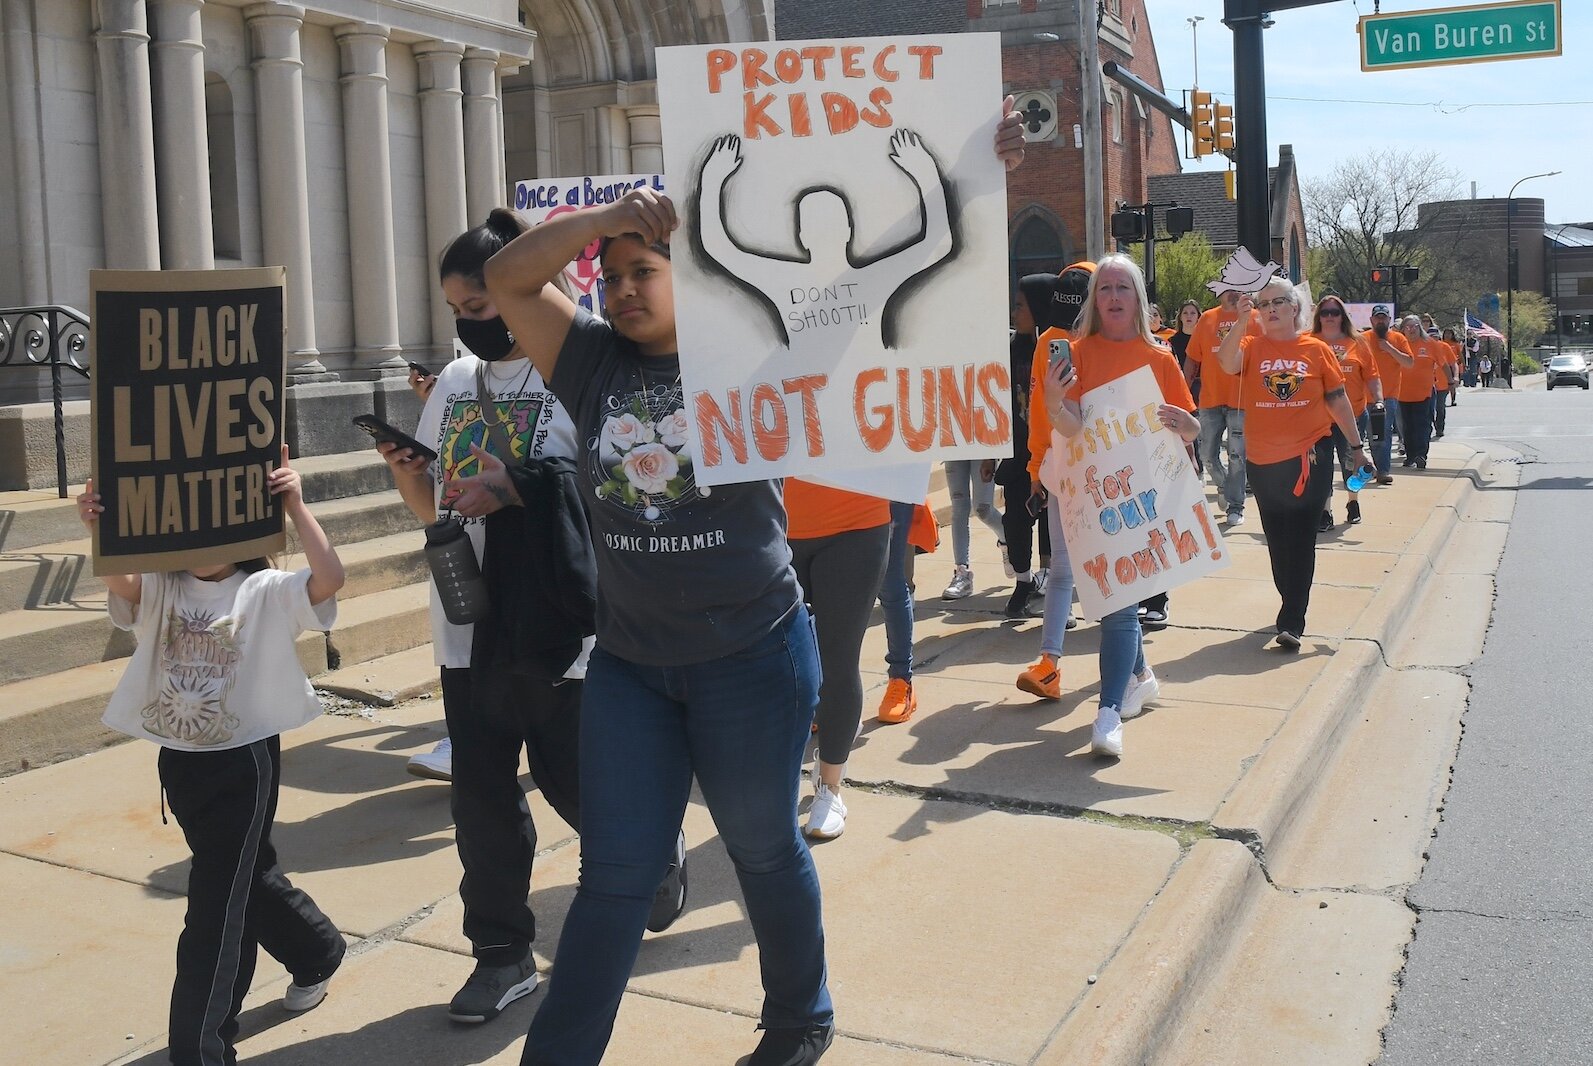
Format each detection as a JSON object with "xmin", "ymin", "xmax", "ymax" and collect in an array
[{"xmin": 376, "ymin": 209, "xmax": 686, "ymax": 1030}]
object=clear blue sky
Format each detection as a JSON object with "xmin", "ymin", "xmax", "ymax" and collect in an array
[{"xmin": 1148, "ymin": 0, "xmax": 1591, "ymax": 225}]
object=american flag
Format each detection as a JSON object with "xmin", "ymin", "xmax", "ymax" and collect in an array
[{"xmin": 1465, "ymin": 310, "xmax": 1504, "ymax": 341}]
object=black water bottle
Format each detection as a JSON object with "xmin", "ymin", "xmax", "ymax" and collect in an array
[{"xmin": 424, "ymin": 516, "xmax": 489, "ymax": 625}]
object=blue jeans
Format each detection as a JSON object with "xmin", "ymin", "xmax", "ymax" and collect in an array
[
  {"xmin": 1374, "ymin": 398, "xmax": 1400, "ymax": 474},
  {"xmin": 1098, "ymin": 604, "xmax": 1147, "ymax": 710},
  {"xmin": 1198, "ymin": 406, "xmax": 1247, "ymax": 514},
  {"xmin": 1399, "ymin": 394, "xmax": 1434, "ymax": 463},
  {"xmin": 522, "ymin": 606, "xmax": 831, "ymax": 1066},
  {"xmin": 879, "ymin": 501, "xmax": 914, "ymax": 681},
  {"xmin": 1328, "ymin": 410, "xmax": 1372, "ymax": 500},
  {"xmin": 1040, "ymin": 495, "xmax": 1076, "ymax": 658},
  {"xmin": 944, "ymin": 459, "xmax": 1003, "ymax": 567}
]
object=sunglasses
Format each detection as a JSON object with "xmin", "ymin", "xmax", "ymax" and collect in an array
[{"xmin": 1318, "ymin": 307, "xmax": 1344, "ymax": 317}]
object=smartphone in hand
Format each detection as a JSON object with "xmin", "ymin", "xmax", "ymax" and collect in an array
[
  {"xmin": 1048, "ymin": 337, "xmax": 1073, "ymax": 378},
  {"xmin": 407, "ymin": 361, "xmax": 433, "ymax": 378},
  {"xmin": 1026, "ymin": 490, "xmax": 1048, "ymax": 518},
  {"xmin": 352, "ymin": 414, "xmax": 439, "ymax": 462}
]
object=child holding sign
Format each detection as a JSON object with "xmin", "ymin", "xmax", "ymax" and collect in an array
[
  {"xmin": 77, "ymin": 449, "xmax": 347, "ymax": 1066},
  {"xmin": 1041, "ymin": 255, "xmax": 1201, "ymax": 758}
]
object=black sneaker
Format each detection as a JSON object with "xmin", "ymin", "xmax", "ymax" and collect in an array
[
  {"xmin": 1004, "ymin": 579, "xmax": 1039, "ymax": 619},
  {"xmin": 646, "ymin": 830, "xmax": 689, "ymax": 933},
  {"xmin": 1275, "ymin": 629, "xmax": 1302, "ymax": 650},
  {"xmin": 1347, "ymin": 500, "xmax": 1362, "ymax": 525},
  {"xmin": 448, "ymin": 958, "xmax": 539, "ymax": 1023},
  {"xmin": 1318, "ymin": 510, "xmax": 1334, "ymax": 533},
  {"xmin": 747, "ymin": 1023, "xmax": 835, "ymax": 1066}
]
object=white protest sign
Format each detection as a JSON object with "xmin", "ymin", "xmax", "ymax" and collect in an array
[
  {"xmin": 1040, "ymin": 366, "xmax": 1228, "ymax": 619},
  {"xmin": 1344, "ymin": 302, "xmax": 1395, "ymax": 332},
  {"xmin": 657, "ymin": 35, "xmax": 1012, "ymax": 501},
  {"xmin": 512, "ymin": 174, "xmax": 665, "ymax": 316}
]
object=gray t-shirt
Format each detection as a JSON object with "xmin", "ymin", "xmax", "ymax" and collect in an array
[{"xmin": 550, "ymin": 311, "xmax": 800, "ymax": 666}]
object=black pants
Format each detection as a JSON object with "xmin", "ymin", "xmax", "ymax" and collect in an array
[
  {"xmin": 790, "ymin": 523, "xmax": 892, "ymax": 766},
  {"xmin": 999, "ymin": 482, "xmax": 1052, "ymax": 575},
  {"xmin": 159, "ymin": 737, "xmax": 344, "ymax": 1066},
  {"xmin": 1433, "ymin": 392, "xmax": 1448, "ymax": 435},
  {"xmin": 1398, "ymin": 394, "xmax": 1434, "ymax": 462},
  {"xmin": 441, "ymin": 666, "xmax": 582, "ymax": 966},
  {"xmin": 1247, "ymin": 437, "xmax": 1335, "ymax": 635}
]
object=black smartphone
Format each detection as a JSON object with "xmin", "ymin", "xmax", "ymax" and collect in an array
[
  {"xmin": 1026, "ymin": 489, "xmax": 1048, "ymax": 518},
  {"xmin": 1048, "ymin": 337, "xmax": 1073, "ymax": 377},
  {"xmin": 406, "ymin": 360, "xmax": 434, "ymax": 378},
  {"xmin": 352, "ymin": 414, "xmax": 438, "ymax": 462}
]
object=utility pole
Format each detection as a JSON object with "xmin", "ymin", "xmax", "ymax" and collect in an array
[{"xmin": 1080, "ymin": 0, "xmax": 1106, "ymax": 259}]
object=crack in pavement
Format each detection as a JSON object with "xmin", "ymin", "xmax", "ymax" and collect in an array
[{"xmin": 1411, "ymin": 904, "xmax": 1592, "ymax": 923}]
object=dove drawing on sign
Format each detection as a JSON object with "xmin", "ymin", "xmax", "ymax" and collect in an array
[{"xmin": 1207, "ymin": 247, "xmax": 1284, "ymax": 296}]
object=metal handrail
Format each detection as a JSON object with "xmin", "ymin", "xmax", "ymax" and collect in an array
[{"xmin": 0, "ymin": 306, "xmax": 91, "ymax": 498}]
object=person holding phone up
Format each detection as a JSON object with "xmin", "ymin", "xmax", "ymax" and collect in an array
[{"xmin": 1041, "ymin": 254, "xmax": 1199, "ymax": 757}]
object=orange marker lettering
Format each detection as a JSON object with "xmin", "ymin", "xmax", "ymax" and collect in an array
[
  {"xmin": 706, "ymin": 49, "xmax": 736, "ymax": 94},
  {"xmin": 854, "ymin": 368, "xmax": 892, "ymax": 452},
  {"xmin": 744, "ymin": 92, "xmax": 782, "ymax": 138},
  {"xmin": 872, "ymin": 45, "xmax": 899, "ymax": 82},
  {"xmin": 907, "ymin": 44, "xmax": 943, "ymax": 79}
]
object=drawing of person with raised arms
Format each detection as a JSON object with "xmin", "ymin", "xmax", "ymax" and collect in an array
[{"xmin": 693, "ymin": 130, "xmax": 955, "ymax": 354}]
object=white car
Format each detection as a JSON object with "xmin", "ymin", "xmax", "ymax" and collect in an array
[{"xmin": 1545, "ymin": 353, "xmax": 1590, "ymax": 390}]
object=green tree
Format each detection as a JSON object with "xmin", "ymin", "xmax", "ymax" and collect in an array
[
  {"xmin": 1484, "ymin": 290, "xmax": 1553, "ymax": 351},
  {"xmin": 1134, "ymin": 231, "xmax": 1224, "ymax": 317}
]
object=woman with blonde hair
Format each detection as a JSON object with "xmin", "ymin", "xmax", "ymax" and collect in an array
[{"xmin": 1040, "ymin": 254, "xmax": 1200, "ymax": 757}]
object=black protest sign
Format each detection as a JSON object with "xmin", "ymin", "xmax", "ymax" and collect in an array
[{"xmin": 90, "ymin": 268, "xmax": 287, "ymax": 575}]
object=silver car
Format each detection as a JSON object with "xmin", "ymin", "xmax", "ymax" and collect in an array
[{"xmin": 1546, "ymin": 353, "xmax": 1590, "ymax": 390}]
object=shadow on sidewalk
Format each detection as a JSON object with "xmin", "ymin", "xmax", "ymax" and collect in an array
[{"xmin": 1153, "ymin": 629, "xmax": 1330, "ymax": 682}]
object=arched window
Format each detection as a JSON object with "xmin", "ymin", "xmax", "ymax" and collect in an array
[
  {"xmin": 1288, "ymin": 227, "xmax": 1302, "ymax": 283},
  {"xmin": 205, "ymin": 73, "xmax": 241, "ymax": 261},
  {"xmin": 1011, "ymin": 213, "xmax": 1066, "ymax": 297}
]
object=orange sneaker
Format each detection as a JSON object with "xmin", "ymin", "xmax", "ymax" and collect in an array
[
  {"xmin": 1016, "ymin": 655, "xmax": 1061, "ymax": 700},
  {"xmin": 876, "ymin": 678, "xmax": 917, "ymax": 724}
]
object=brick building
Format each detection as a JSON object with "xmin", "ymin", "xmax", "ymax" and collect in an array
[
  {"xmin": 1148, "ymin": 144, "xmax": 1309, "ymax": 282},
  {"xmin": 773, "ymin": 0, "xmax": 1183, "ymax": 288}
]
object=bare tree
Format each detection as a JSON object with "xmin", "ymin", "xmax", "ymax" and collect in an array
[{"xmin": 1304, "ymin": 149, "xmax": 1490, "ymax": 316}]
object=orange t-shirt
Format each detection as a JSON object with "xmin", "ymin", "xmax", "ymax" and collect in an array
[
  {"xmin": 1236, "ymin": 334, "xmax": 1346, "ymax": 465},
  {"xmin": 1026, "ymin": 326, "xmax": 1073, "ymax": 481},
  {"xmin": 1365, "ymin": 328, "xmax": 1412, "ymax": 390},
  {"xmin": 1439, "ymin": 341, "xmax": 1461, "ymax": 387},
  {"xmin": 1316, "ymin": 333, "xmax": 1381, "ymax": 415},
  {"xmin": 1061, "ymin": 334, "xmax": 1196, "ymax": 412},
  {"xmin": 784, "ymin": 479, "xmax": 890, "ymax": 540},
  {"xmin": 1187, "ymin": 306, "xmax": 1260, "ymax": 409},
  {"xmin": 1398, "ymin": 338, "xmax": 1445, "ymax": 402}
]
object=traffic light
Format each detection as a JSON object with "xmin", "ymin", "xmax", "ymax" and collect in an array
[
  {"xmin": 1111, "ymin": 206, "xmax": 1146, "ymax": 241},
  {"xmin": 1402, "ymin": 266, "xmax": 1420, "ymax": 284},
  {"xmin": 1370, "ymin": 267, "xmax": 1388, "ymax": 287},
  {"xmin": 1213, "ymin": 102, "xmax": 1235, "ymax": 153},
  {"xmin": 1191, "ymin": 91, "xmax": 1215, "ymax": 158}
]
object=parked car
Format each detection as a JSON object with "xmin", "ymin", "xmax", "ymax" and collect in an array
[{"xmin": 1545, "ymin": 353, "xmax": 1590, "ymax": 390}]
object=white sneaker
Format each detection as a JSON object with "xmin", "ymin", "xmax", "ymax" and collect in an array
[
  {"xmin": 1091, "ymin": 705, "xmax": 1124, "ymax": 757},
  {"xmin": 1120, "ymin": 669, "xmax": 1161, "ymax": 721},
  {"xmin": 407, "ymin": 736, "xmax": 453, "ymax": 782},
  {"xmin": 804, "ymin": 783, "xmax": 848, "ymax": 840},
  {"xmin": 283, "ymin": 977, "xmax": 331, "ymax": 1012},
  {"xmin": 999, "ymin": 541, "xmax": 1015, "ymax": 579},
  {"xmin": 941, "ymin": 565, "xmax": 973, "ymax": 600},
  {"xmin": 1226, "ymin": 511, "xmax": 1245, "ymax": 528}
]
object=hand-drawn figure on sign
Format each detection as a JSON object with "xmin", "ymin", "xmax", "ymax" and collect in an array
[
  {"xmin": 692, "ymin": 131, "xmax": 957, "ymax": 352},
  {"xmin": 1207, "ymin": 247, "xmax": 1283, "ymax": 297}
]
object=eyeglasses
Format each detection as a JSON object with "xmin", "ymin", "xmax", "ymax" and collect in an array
[
  {"xmin": 1257, "ymin": 297, "xmax": 1295, "ymax": 310},
  {"xmin": 1318, "ymin": 308, "xmax": 1344, "ymax": 317}
]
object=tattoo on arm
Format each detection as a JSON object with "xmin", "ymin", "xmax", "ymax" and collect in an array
[
  {"xmin": 486, "ymin": 481, "xmax": 516, "ymax": 507},
  {"xmin": 1324, "ymin": 387, "xmax": 1347, "ymax": 402}
]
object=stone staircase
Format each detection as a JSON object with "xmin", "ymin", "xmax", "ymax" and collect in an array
[{"xmin": 0, "ymin": 450, "xmax": 443, "ymax": 776}]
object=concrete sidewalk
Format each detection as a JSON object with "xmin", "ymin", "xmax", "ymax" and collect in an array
[{"xmin": 1, "ymin": 443, "xmax": 1512, "ymax": 1066}]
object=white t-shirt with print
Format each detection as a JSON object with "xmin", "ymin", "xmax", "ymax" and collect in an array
[
  {"xmin": 104, "ymin": 568, "xmax": 335, "ymax": 751},
  {"xmin": 413, "ymin": 354, "xmax": 592, "ymax": 676}
]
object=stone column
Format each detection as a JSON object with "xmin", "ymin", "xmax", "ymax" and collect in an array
[
  {"xmin": 149, "ymin": 0, "xmax": 214, "ymax": 269},
  {"xmin": 92, "ymin": 0, "xmax": 161, "ymax": 269},
  {"xmin": 335, "ymin": 22, "xmax": 404, "ymax": 376},
  {"xmin": 415, "ymin": 40, "xmax": 468, "ymax": 350},
  {"xmin": 461, "ymin": 47, "xmax": 506, "ymax": 222},
  {"xmin": 626, "ymin": 105, "xmax": 662, "ymax": 173},
  {"xmin": 245, "ymin": 3, "xmax": 330, "ymax": 380}
]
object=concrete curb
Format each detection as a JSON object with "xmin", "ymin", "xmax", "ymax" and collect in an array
[{"xmin": 1041, "ymin": 444, "xmax": 1501, "ymax": 1065}]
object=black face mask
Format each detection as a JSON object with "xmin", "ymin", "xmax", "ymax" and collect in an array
[{"xmin": 455, "ymin": 315, "xmax": 515, "ymax": 361}]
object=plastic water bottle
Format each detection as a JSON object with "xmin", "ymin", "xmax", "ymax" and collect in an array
[
  {"xmin": 1346, "ymin": 464, "xmax": 1376, "ymax": 493},
  {"xmin": 424, "ymin": 516, "xmax": 490, "ymax": 624}
]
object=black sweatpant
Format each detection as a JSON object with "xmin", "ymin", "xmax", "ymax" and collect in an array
[
  {"xmin": 999, "ymin": 483, "xmax": 1052, "ymax": 575},
  {"xmin": 158, "ymin": 737, "xmax": 344, "ymax": 1066},
  {"xmin": 440, "ymin": 665, "xmax": 582, "ymax": 967},
  {"xmin": 790, "ymin": 523, "xmax": 892, "ymax": 766},
  {"xmin": 1247, "ymin": 437, "xmax": 1335, "ymax": 635}
]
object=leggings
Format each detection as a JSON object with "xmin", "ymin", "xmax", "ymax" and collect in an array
[
  {"xmin": 1247, "ymin": 437, "xmax": 1335, "ymax": 635},
  {"xmin": 790, "ymin": 523, "xmax": 892, "ymax": 765},
  {"xmin": 999, "ymin": 482, "xmax": 1051, "ymax": 575}
]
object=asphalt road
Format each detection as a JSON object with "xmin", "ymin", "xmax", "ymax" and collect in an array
[{"xmin": 1379, "ymin": 381, "xmax": 1593, "ymax": 1066}]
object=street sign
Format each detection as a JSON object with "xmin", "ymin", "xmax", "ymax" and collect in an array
[{"xmin": 1359, "ymin": 1, "xmax": 1560, "ymax": 72}]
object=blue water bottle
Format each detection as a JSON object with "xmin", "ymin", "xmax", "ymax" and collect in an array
[{"xmin": 1346, "ymin": 464, "xmax": 1376, "ymax": 492}]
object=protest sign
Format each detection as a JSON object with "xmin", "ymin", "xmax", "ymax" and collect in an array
[
  {"xmin": 1040, "ymin": 366, "xmax": 1228, "ymax": 619},
  {"xmin": 90, "ymin": 268, "xmax": 286, "ymax": 575},
  {"xmin": 1344, "ymin": 302, "xmax": 1394, "ymax": 332},
  {"xmin": 512, "ymin": 173, "xmax": 665, "ymax": 316},
  {"xmin": 657, "ymin": 35, "xmax": 1012, "ymax": 500}
]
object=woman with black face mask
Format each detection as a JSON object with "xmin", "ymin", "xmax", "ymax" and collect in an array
[{"xmin": 375, "ymin": 209, "xmax": 689, "ymax": 1030}]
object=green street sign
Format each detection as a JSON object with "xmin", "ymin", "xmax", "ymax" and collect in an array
[{"xmin": 1359, "ymin": 0, "xmax": 1561, "ymax": 71}]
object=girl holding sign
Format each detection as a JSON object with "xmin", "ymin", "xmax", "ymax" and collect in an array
[
  {"xmin": 1216, "ymin": 278, "xmax": 1368, "ymax": 649},
  {"xmin": 482, "ymin": 101, "xmax": 1025, "ymax": 1066},
  {"xmin": 1041, "ymin": 255, "xmax": 1200, "ymax": 757}
]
